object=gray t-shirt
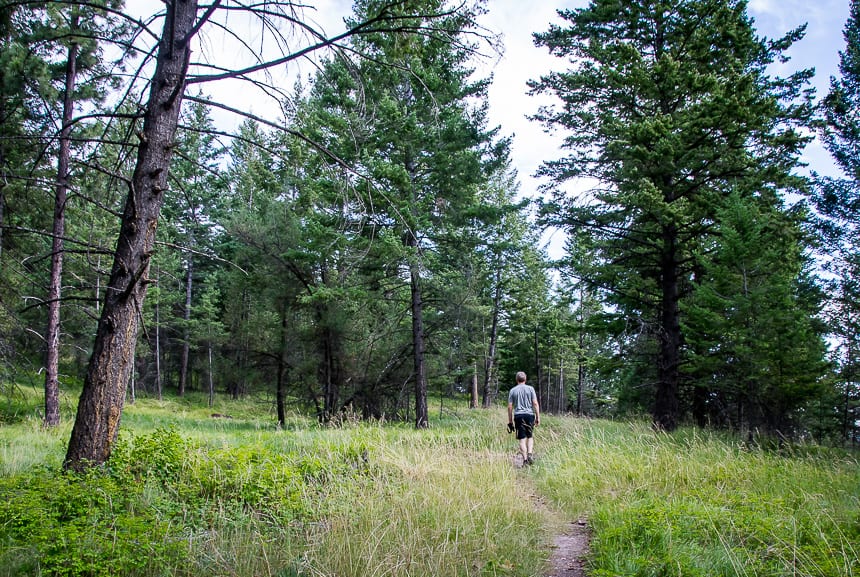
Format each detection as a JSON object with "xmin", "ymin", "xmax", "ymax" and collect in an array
[{"xmin": 508, "ymin": 383, "xmax": 537, "ymax": 415}]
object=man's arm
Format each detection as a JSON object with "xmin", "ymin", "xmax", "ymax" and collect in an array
[
  {"xmin": 533, "ymin": 397, "xmax": 540, "ymax": 426},
  {"xmin": 508, "ymin": 402, "xmax": 514, "ymax": 425}
]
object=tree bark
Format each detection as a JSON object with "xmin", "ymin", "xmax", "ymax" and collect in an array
[
  {"xmin": 653, "ymin": 223, "xmax": 681, "ymax": 431},
  {"xmin": 320, "ymin": 321, "xmax": 343, "ymax": 422},
  {"xmin": 154, "ymin": 268, "xmax": 162, "ymax": 400},
  {"xmin": 410, "ymin": 259, "xmax": 429, "ymax": 428},
  {"xmin": 470, "ymin": 362, "xmax": 478, "ymax": 409},
  {"xmin": 207, "ymin": 339, "xmax": 214, "ymax": 407},
  {"xmin": 178, "ymin": 255, "xmax": 193, "ymax": 396},
  {"xmin": 44, "ymin": 21, "xmax": 78, "ymax": 428},
  {"xmin": 276, "ymin": 299, "xmax": 288, "ymax": 428},
  {"xmin": 482, "ymin": 268, "xmax": 502, "ymax": 408},
  {"xmin": 318, "ymin": 266, "xmax": 343, "ymax": 422},
  {"xmin": 65, "ymin": 0, "xmax": 197, "ymax": 470}
]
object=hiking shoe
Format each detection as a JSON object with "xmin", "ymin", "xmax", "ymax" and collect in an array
[{"xmin": 526, "ymin": 453, "xmax": 534, "ymax": 465}]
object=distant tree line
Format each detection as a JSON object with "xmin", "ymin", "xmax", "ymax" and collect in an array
[{"xmin": 0, "ymin": 0, "xmax": 857, "ymax": 468}]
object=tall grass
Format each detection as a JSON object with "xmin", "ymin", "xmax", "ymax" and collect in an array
[
  {"xmin": 532, "ymin": 417, "xmax": 860, "ymax": 576},
  {"xmin": 0, "ymin": 388, "xmax": 857, "ymax": 576}
]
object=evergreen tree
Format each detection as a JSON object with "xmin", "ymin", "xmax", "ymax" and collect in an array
[
  {"xmin": 814, "ymin": 0, "xmax": 860, "ymax": 445},
  {"xmin": 530, "ymin": 0, "xmax": 815, "ymax": 430},
  {"xmin": 684, "ymin": 194, "xmax": 827, "ymax": 435},
  {"xmin": 162, "ymin": 98, "xmax": 228, "ymax": 396},
  {"xmin": 302, "ymin": 0, "xmax": 504, "ymax": 427},
  {"xmin": 42, "ymin": 0, "xmax": 131, "ymax": 426}
]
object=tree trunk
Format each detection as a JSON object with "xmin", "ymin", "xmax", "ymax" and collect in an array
[
  {"xmin": 207, "ymin": 339, "xmax": 214, "ymax": 407},
  {"xmin": 155, "ymin": 284, "xmax": 162, "ymax": 400},
  {"xmin": 410, "ymin": 261, "xmax": 429, "ymax": 428},
  {"xmin": 576, "ymin": 304, "xmax": 585, "ymax": 415},
  {"xmin": 64, "ymin": 0, "xmax": 197, "ymax": 471},
  {"xmin": 178, "ymin": 255, "xmax": 193, "ymax": 396},
  {"xmin": 320, "ymin": 321, "xmax": 343, "ymax": 422},
  {"xmin": 318, "ymin": 266, "xmax": 343, "ymax": 422},
  {"xmin": 558, "ymin": 359, "xmax": 565, "ymax": 413},
  {"xmin": 482, "ymin": 269, "xmax": 502, "ymax": 408},
  {"xmin": 653, "ymin": 224, "xmax": 681, "ymax": 431},
  {"xmin": 470, "ymin": 362, "xmax": 478, "ymax": 409},
  {"xmin": 533, "ymin": 324, "xmax": 542, "ymax": 400},
  {"xmin": 44, "ymin": 22, "xmax": 78, "ymax": 428},
  {"xmin": 276, "ymin": 299, "xmax": 288, "ymax": 427},
  {"xmin": 403, "ymin": 155, "xmax": 428, "ymax": 429},
  {"xmin": 129, "ymin": 364, "xmax": 135, "ymax": 404},
  {"xmin": 576, "ymin": 354, "xmax": 584, "ymax": 416}
]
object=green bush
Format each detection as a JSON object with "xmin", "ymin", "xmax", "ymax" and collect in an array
[
  {"xmin": 109, "ymin": 426, "xmax": 189, "ymax": 485},
  {"xmin": 0, "ymin": 468, "xmax": 185, "ymax": 577}
]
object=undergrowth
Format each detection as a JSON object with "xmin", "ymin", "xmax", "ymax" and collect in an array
[
  {"xmin": 0, "ymin": 389, "xmax": 857, "ymax": 576},
  {"xmin": 531, "ymin": 419, "xmax": 860, "ymax": 577}
]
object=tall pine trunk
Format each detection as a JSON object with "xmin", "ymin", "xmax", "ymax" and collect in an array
[
  {"xmin": 482, "ymin": 268, "xmax": 502, "ymax": 408},
  {"xmin": 178, "ymin": 255, "xmax": 193, "ymax": 396},
  {"xmin": 470, "ymin": 362, "xmax": 478, "ymax": 409},
  {"xmin": 65, "ymin": 0, "xmax": 197, "ymax": 470},
  {"xmin": 654, "ymin": 225, "xmax": 681, "ymax": 431},
  {"xmin": 44, "ymin": 21, "xmax": 78, "ymax": 428},
  {"xmin": 154, "ymin": 272, "xmax": 162, "ymax": 400},
  {"xmin": 276, "ymin": 299, "xmax": 288, "ymax": 427},
  {"xmin": 319, "ymin": 321, "xmax": 342, "ymax": 422},
  {"xmin": 410, "ymin": 259, "xmax": 428, "ymax": 428},
  {"xmin": 318, "ymin": 266, "xmax": 343, "ymax": 422}
]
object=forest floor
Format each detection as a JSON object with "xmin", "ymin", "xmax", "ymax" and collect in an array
[{"xmin": 513, "ymin": 454, "xmax": 591, "ymax": 577}]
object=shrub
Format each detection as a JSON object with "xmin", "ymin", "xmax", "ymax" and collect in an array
[{"xmin": 0, "ymin": 468, "xmax": 186, "ymax": 577}]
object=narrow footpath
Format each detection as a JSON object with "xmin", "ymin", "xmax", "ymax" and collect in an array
[{"xmin": 512, "ymin": 455, "xmax": 591, "ymax": 577}]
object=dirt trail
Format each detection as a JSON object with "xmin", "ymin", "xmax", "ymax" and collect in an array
[
  {"xmin": 545, "ymin": 519, "xmax": 590, "ymax": 577},
  {"xmin": 512, "ymin": 455, "xmax": 591, "ymax": 577}
]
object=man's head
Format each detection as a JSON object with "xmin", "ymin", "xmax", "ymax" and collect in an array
[{"xmin": 516, "ymin": 371, "xmax": 527, "ymax": 384}]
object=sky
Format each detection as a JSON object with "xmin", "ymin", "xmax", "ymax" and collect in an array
[
  {"xmin": 473, "ymin": 0, "xmax": 852, "ymax": 253},
  {"xmin": 478, "ymin": 0, "xmax": 850, "ymax": 194},
  {"xmin": 128, "ymin": 0, "xmax": 853, "ymax": 252}
]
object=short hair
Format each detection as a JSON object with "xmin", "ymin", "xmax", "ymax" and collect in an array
[{"xmin": 516, "ymin": 371, "xmax": 527, "ymax": 383}]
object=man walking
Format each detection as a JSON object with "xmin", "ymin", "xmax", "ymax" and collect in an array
[{"xmin": 508, "ymin": 371, "xmax": 540, "ymax": 465}]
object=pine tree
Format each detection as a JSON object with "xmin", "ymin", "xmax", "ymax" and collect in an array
[
  {"xmin": 530, "ymin": 0, "xmax": 815, "ymax": 430},
  {"xmin": 684, "ymin": 193, "xmax": 827, "ymax": 435},
  {"xmin": 43, "ymin": 0, "xmax": 131, "ymax": 427},
  {"xmin": 814, "ymin": 0, "xmax": 860, "ymax": 445},
  {"xmin": 302, "ymin": 0, "xmax": 504, "ymax": 427},
  {"xmin": 162, "ymin": 98, "xmax": 228, "ymax": 397}
]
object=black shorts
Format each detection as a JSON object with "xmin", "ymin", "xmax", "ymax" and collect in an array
[{"xmin": 514, "ymin": 414, "xmax": 535, "ymax": 439}]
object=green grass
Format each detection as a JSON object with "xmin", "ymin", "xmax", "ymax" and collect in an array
[
  {"xmin": 531, "ymin": 418, "xmax": 860, "ymax": 577},
  {"xmin": 0, "ymin": 387, "xmax": 857, "ymax": 576}
]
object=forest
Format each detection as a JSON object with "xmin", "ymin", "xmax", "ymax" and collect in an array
[{"xmin": 1, "ymin": 0, "xmax": 859, "ymax": 474}]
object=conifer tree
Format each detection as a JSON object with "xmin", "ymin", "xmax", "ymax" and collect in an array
[
  {"xmin": 163, "ymin": 98, "xmax": 228, "ymax": 397},
  {"xmin": 814, "ymin": 0, "xmax": 860, "ymax": 444},
  {"xmin": 684, "ymin": 193, "xmax": 827, "ymax": 434},
  {"xmin": 302, "ymin": 0, "xmax": 504, "ymax": 427},
  {"xmin": 530, "ymin": 0, "xmax": 815, "ymax": 430}
]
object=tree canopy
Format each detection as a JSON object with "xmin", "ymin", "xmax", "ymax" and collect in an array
[{"xmin": 0, "ymin": 0, "xmax": 854, "ymax": 464}]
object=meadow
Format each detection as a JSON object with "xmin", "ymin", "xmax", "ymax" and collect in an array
[{"xmin": 0, "ymin": 386, "xmax": 857, "ymax": 576}]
